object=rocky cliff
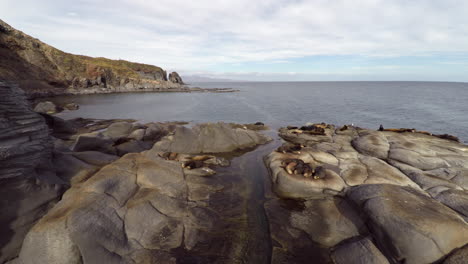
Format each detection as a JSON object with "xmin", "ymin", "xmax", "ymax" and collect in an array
[
  {"xmin": 0, "ymin": 81, "xmax": 64, "ymax": 263},
  {"xmin": 0, "ymin": 19, "xmax": 184, "ymax": 97}
]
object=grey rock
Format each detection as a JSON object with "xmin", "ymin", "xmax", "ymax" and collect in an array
[
  {"xmin": 115, "ymin": 140, "xmax": 152, "ymax": 156},
  {"xmin": 128, "ymin": 128, "xmax": 145, "ymax": 141},
  {"xmin": 102, "ymin": 121, "xmax": 134, "ymax": 140},
  {"xmin": 33, "ymin": 101, "xmax": 57, "ymax": 114},
  {"xmin": 72, "ymin": 132, "xmax": 115, "ymax": 154},
  {"xmin": 0, "ymin": 81, "xmax": 63, "ymax": 262},
  {"xmin": 348, "ymin": 184, "xmax": 468, "ymax": 264},
  {"xmin": 332, "ymin": 237, "xmax": 389, "ymax": 264}
]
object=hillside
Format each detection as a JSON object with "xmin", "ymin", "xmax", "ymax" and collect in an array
[{"xmin": 0, "ymin": 19, "xmax": 184, "ymax": 96}]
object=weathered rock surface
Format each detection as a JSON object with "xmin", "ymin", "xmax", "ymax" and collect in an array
[
  {"xmin": 151, "ymin": 122, "xmax": 271, "ymax": 154},
  {"xmin": 331, "ymin": 237, "xmax": 389, "ymax": 264},
  {"xmin": 266, "ymin": 124, "xmax": 468, "ymax": 263},
  {"xmin": 15, "ymin": 122, "xmax": 269, "ymax": 263},
  {"xmin": 0, "ymin": 81, "xmax": 63, "ymax": 262}
]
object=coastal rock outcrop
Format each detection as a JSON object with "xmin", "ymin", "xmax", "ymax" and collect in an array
[
  {"xmin": 0, "ymin": 19, "xmax": 184, "ymax": 97},
  {"xmin": 265, "ymin": 123, "xmax": 468, "ymax": 263},
  {"xmin": 0, "ymin": 81, "xmax": 63, "ymax": 262},
  {"xmin": 15, "ymin": 122, "xmax": 270, "ymax": 263},
  {"xmin": 168, "ymin": 72, "xmax": 184, "ymax": 84}
]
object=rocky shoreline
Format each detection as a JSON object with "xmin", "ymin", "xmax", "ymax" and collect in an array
[{"xmin": 1, "ymin": 80, "xmax": 467, "ymax": 264}]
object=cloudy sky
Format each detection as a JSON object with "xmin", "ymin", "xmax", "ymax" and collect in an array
[{"xmin": 2, "ymin": 0, "xmax": 468, "ymax": 81}]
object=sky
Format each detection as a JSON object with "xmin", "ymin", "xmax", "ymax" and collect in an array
[{"xmin": 1, "ymin": 0, "xmax": 468, "ymax": 81}]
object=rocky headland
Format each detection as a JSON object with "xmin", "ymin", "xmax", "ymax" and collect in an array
[{"xmin": 0, "ymin": 19, "xmax": 236, "ymax": 98}]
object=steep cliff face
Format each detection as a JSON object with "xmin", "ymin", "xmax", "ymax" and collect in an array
[
  {"xmin": 0, "ymin": 81, "xmax": 63, "ymax": 262},
  {"xmin": 0, "ymin": 19, "xmax": 184, "ymax": 96}
]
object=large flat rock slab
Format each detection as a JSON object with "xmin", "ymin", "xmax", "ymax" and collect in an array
[{"xmin": 151, "ymin": 122, "xmax": 271, "ymax": 154}]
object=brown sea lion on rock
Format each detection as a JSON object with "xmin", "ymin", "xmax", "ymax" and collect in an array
[
  {"xmin": 287, "ymin": 126, "xmax": 298, "ymax": 130},
  {"xmin": 340, "ymin": 125, "xmax": 349, "ymax": 131},
  {"xmin": 189, "ymin": 155, "xmax": 213, "ymax": 161},
  {"xmin": 434, "ymin": 134, "xmax": 459, "ymax": 142},
  {"xmin": 182, "ymin": 160, "xmax": 205, "ymax": 169},
  {"xmin": 158, "ymin": 152, "xmax": 179, "ymax": 160},
  {"xmin": 313, "ymin": 166, "xmax": 326, "ymax": 180},
  {"xmin": 254, "ymin": 122, "xmax": 264, "ymax": 126},
  {"xmin": 281, "ymin": 159, "xmax": 314, "ymax": 178}
]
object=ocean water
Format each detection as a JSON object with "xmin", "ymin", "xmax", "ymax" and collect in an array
[{"xmin": 52, "ymin": 81, "xmax": 468, "ymax": 143}]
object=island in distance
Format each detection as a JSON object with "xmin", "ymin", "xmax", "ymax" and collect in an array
[{"xmin": 1, "ymin": 16, "xmax": 467, "ymax": 264}]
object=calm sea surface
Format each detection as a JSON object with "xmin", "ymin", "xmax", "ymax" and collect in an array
[{"xmin": 52, "ymin": 81, "xmax": 468, "ymax": 143}]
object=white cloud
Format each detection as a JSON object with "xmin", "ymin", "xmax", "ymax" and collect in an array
[{"xmin": 1, "ymin": 0, "xmax": 468, "ymax": 80}]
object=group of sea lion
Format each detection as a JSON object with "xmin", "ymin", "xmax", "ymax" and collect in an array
[
  {"xmin": 286, "ymin": 123, "xmax": 332, "ymax": 136},
  {"xmin": 276, "ymin": 143, "xmax": 304, "ymax": 154},
  {"xmin": 158, "ymin": 152, "xmax": 215, "ymax": 170},
  {"xmin": 378, "ymin": 125, "xmax": 459, "ymax": 142},
  {"xmin": 275, "ymin": 144, "xmax": 325, "ymax": 180},
  {"xmin": 280, "ymin": 159, "xmax": 325, "ymax": 180}
]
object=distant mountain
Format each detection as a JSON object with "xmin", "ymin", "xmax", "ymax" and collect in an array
[
  {"xmin": 182, "ymin": 75, "xmax": 242, "ymax": 83},
  {"xmin": 0, "ymin": 19, "xmax": 184, "ymax": 96}
]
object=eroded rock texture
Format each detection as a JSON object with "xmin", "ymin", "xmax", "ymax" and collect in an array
[
  {"xmin": 266, "ymin": 124, "xmax": 468, "ymax": 263},
  {"xmin": 0, "ymin": 81, "xmax": 62, "ymax": 262},
  {"xmin": 15, "ymin": 123, "xmax": 270, "ymax": 263}
]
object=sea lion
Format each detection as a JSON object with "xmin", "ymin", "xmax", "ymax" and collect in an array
[
  {"xmin": 276, "ymin": 143, "xmax": 303, "ymax": 154},
  {"xmin": 303, "ymin": 166, "xmax": 314, "ymax": 178},
  {"xmin": 313, "ymin": 166, "xmax": 326, "ymax": 180},
  {"xmin": 182, "ymin": 160, "xmax": 205, "ymax": 169},
  {"xmin": 254, "ymin": 122, "xmax": 264, "ymax": 126},
  {"xmin": 281, "ymin": 158, "xmax": 305, "ymax": 167},
  {"xmin": 339, "ymin": 125, "xmax": 349, "ymax": 131},
  {"xmin": 190, "ymin": 155, "xmax": 213, "ymax": 161},
  {"xmin": 290, "ymin": 129, "xmax": 303, "ymax": 134},
  {"xmin": 287, "ymin": 126, "xmax": 298, "ymax": 130},
  {"xmin": 434, "ymin": 134, "xmax": 459, "ymax": 142},
  {"xmin": 300, "ymin": 125, "xmax": 326, "ymax": 135},
  {"xmin": 158, "ymin": 152, "xmax": 171, "ymax": 159},
  {"xmin": 285, "ymin": 162, "xmax": 297, "ymax": 174},
  {"xmin": 168, "ymin": 152, "xmax": 178, "ymax": 160},
  {"xmin": 379, "ymin": 124, "xmax": 384, "ymax": 131}
]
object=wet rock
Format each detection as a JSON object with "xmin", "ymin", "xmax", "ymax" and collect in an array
[{"xmin": 33, "ymin": 101, "xmax": 57, "ymax": 114}]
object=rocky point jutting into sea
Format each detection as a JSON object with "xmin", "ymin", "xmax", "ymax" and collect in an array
[
  {"xmin": 0, "ymin": 19, "xmax": 234, "ymax": 98},
  {"xmin": 1, "ymin": 19, "xmax": 467, "ymax": 264}
]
